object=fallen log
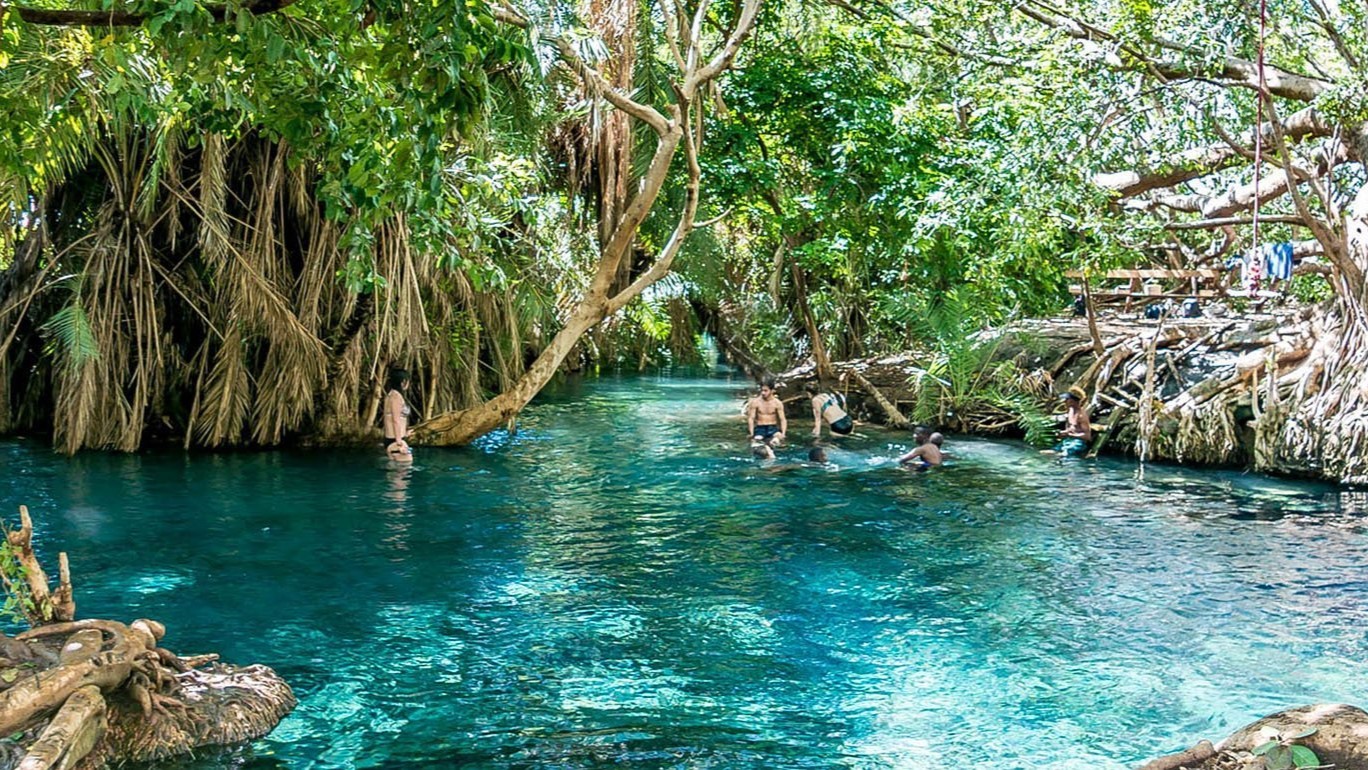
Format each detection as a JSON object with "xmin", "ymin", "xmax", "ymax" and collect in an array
[
  {"xmin": 848, "ymin": 369, "xmax": 910, "ymax": 429},
  {"xmin": 1135, "ymin": 739, "xmax": 1214, "ymax": 770}
]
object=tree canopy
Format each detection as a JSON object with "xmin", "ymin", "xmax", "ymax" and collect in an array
[{"xmin": 2, "ymin": 0, "xmax": 1367, "ymax": 450}]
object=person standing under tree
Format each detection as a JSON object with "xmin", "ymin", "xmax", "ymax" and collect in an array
[
  {"xmin": 746, "ymin": 376, "xmax": 787, "ymax": 446},
  {"xmin": 383, "ymin": 369, "xmax": 414, "ymax": 463}
]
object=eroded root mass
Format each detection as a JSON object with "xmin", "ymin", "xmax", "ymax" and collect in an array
[{"xmin": 0, "ymin": 506, "xmax": 295, "ymax": 770}]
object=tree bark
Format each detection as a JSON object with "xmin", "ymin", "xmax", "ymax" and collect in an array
[
  {"xmin": 16, "ymin": 685, "xmax": 107, "ymax": 770},
  {"xmin": 1095, "ymin": 108, "xmax": 1332, "ymax": 198},
  {"xmin": 790, "ymin": 259, "xmax": 834, "ymax": 383}
]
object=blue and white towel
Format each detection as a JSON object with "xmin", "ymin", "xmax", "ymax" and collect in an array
[{"xmin": 1265, "ymin": 241, "xmax": 1294, "ymax": 281}]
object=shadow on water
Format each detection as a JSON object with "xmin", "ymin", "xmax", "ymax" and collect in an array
[{"xmin": 3, "ymin": 370, "xmax": 1367, "ymax": 769}]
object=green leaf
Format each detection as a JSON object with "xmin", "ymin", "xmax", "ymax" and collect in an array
[
  {"xmin": 0, "ymin": 669, "xmax": 16, "ymax": 683},
  {"xmin": 1265, "ymin": 745, "xmax": 1293, "ymax": 770},
  {"xmin": 1289, "ymin": 728, "xmax": 1318, "ymax": 739},
  {"xmin": 1253, "ymin": 740, "xmax": 1280, "ymax": 756},
  {"xmin": 267, "ymin": 33, "xmax": 285, "ymax": 63},
  {"xmin": 1289, "ymin": 745, "xmax": 1319, "ymax": 768}
]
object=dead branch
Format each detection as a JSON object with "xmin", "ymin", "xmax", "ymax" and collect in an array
[
  {"xmin": 848, "ymin": 369, "xmax": 909, "ymax": 429},
  {"xmin": 1137, "ymin": 740, "xmax": 1216, "ymax": 770}
]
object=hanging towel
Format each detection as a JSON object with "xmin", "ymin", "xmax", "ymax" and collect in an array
[{"xmin": 1265, "ymin": 242, "xmax": 1294, "ymax": 282}]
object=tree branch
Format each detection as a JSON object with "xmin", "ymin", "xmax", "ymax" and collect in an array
[
  {"xmin": 692, "ymin": 0, "xmax": 763, "ymax": 87},
  {"xmin": 8, "ymin": 0, "xmax": 296, "ymax": 26},
  {"xmin": 1264, "ymin": 95, "xmax": 1349, "ymax": 278},
  {"xmin": 1132, "ymin": 140, "xmax": 1348, "ymax": 218},
  {"xmin": 1018, "ymin": 0, "xmax": 1334, "ymax": 101},
  {"xmin": 1164, "ymin": 215, "xmax": 1312, "ymax": 231},
  {"xmin": 1095, "ymin": 108, "xmax": 1333, "ymax": 197}
]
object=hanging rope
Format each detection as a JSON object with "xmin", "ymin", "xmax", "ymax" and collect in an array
[{"xmin": 1248, "ymin": 0, "xmax": 1268, "ymax": 298}]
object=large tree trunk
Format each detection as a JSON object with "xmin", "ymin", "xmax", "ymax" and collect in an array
[
  {"xmin": 415, "ymin": 0, "xmax": 763, "ymax": 446},
  {"xmin": 411, "ymin": 301, "xmax": 610, "ymax": 443}
]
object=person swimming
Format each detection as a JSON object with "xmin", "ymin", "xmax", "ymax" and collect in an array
[
  {"xmin": 897, "ymin": 432, "xmax": 945, "ymax": 470},
  {"xmin": 1047, "ymin": 386, "xmax": 1092, "ymax": 458}
]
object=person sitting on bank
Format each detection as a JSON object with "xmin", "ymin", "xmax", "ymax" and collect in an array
[
  {"xmin": 1051, "ymin": 386, "xmax": 1092, "ymax": 457},
  {"xmin": 383, "ymin": 368, "xmax": 414, "ymax": 463},
  {"xmin": 805, "ymin": 382, "xmax": 853, "ymax": 438},
  {"xmin": 898, "ymin": 432, "xmax": 945, "ymax": 470},
  {"xmin": 746, "ymin": 376, "xmax": 787, "ymax": 446}
]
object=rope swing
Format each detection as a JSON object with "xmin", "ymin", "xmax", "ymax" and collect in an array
[{"xmin": 1249, "ymin": 0, "xmax": 1268, "ymax": 297}]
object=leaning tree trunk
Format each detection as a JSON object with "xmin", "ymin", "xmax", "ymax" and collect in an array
[{"xmin": 415, "ymin": 0, "xmax": 763, "ymax": 446}]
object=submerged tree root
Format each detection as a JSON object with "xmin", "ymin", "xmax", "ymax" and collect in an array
[{"xmin": 0, "ymin": 506, "xmax": 295, "ymax": 769}]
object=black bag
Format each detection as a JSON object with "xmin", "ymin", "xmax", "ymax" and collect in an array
[{"xmin": 1144, "ymin": 301, "xmax": 1170, "ymax": 320}]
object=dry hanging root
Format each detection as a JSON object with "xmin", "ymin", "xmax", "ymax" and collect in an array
[{"xmin": 0, "ymin": 506, "xmax": 295, "ymax": 769}]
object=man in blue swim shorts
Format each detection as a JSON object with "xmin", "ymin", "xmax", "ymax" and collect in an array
[{"xmin": 746, "ymin": 376, "xmax": 787, "ymax": 446}]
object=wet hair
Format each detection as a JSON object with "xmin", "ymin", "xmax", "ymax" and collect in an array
[
  {"xmin": 808, "ymin": 447, "xmax": 828, "ymax": 463},
  {"xmin": 387, "ymin": 368, "xmax": 411, "ymax": 391},
  {"xmin": 752, "ymin": 444, "xmax": 775, "ymax": 460},
  {"xmin": 913, "ymin": 424, "xmax": 932, "ymax": 441},
  {"xmin": 761, "ymin": 375, "xmax": 777, "ymax": 390},
  {"xmin": 929, "ymin": 432, "xmax": 944, "ymax": 446},
  {"xmin": 803, "ymin": 382, "xmax": 820, "ymax": 395}
]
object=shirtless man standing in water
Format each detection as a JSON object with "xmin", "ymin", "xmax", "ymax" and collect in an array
[{"xmin": 746, "ymin": 377, "xmax": 787, "ymax": 446}]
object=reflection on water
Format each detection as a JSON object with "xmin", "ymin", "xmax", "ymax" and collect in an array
[{"xmin": 2, "ymin": 370, "xmax": 1366, "ymax": 769}]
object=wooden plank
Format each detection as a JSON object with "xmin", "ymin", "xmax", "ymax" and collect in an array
[
  {"xmin": 1065, "ymin": 269, "xmax": 1225, "ymax": 280},
  {"xmin": 1068, "ymin": 286, "xmax": 1220, "ymax": 299},
  {"xmin": 1087, "ymin": 407, "xmax": 1129, "ymax": 458}
]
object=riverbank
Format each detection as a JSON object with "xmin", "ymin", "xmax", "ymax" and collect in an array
[{"xmin": 774, "ymin": 302, "xmax": 1365, "ymax": 484}]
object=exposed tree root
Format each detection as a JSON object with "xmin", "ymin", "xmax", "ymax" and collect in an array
[
  {"xmin": 0, "ymin": 506, "xmax": 295, "ymax": 769},
  {"xmin": 777, "ymin": 305, "xmax": 1368, "ymax": 483}
]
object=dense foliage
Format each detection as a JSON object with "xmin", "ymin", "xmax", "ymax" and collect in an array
[{"xmin": 2, "ymin": 0, "xmax": 1366, "ymax": 450}]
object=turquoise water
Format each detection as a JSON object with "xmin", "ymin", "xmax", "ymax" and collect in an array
[{"xmin": 4, "ymin": 372, "xmax": 1368, "ymax": 769}]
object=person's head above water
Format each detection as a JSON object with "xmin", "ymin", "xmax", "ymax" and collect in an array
[
  {"xmin": 753, "ymin": 443, "xmax": 775, "ymax": 460},
  {"xmin": 759, "ymin": 375, "xmax": 777, "ymax": 397},
  {"xmin": 929, "ymin": 432, "xmax": 944, "ymax": 446},
  {"xmin": 808, "ymin": 447, "xmax": 828, "ymax": 463},
  {"xmin": 913, "ymin": 424, "xmax": 932, "ymax": 443},
  {"xmin": 388, "ymin": 368, "xmax": 410, "ymax": 392}
]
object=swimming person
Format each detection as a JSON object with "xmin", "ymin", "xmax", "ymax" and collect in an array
[
  {"xmin": 808, "ymin": 447, "xmax": 828, "ymax": 463},
  {"xmin": 383, "ymin": 368, "xmax": 414, "ymax": 463},
  {"xmin": 1052, "ymin": 386, "xmax": 1092, "ymax": 458},
  {"xmin": 805, "ymin": 382, "xmax": 853, "ymax": 438},
  {"xmin": 745, "ymin": 376, "xmax": 787, "ymax": 446},
  {"xmin": 898, "ymin": 432, "xmax": 945, "ymax": 470}
]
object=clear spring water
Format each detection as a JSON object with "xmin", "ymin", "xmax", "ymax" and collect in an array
[{"xmin": 4, "ymin": 372, "xmax": 1368, "ymax": 769}]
